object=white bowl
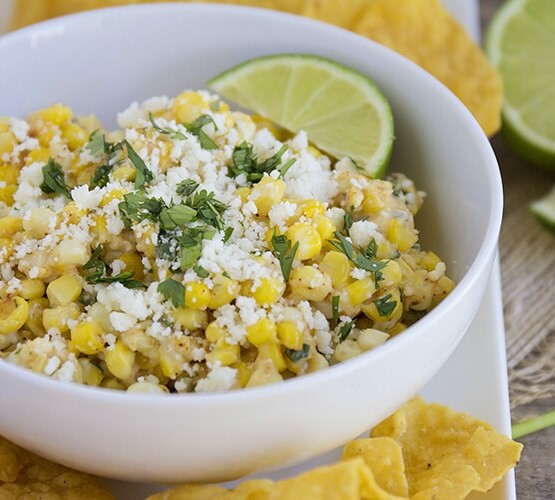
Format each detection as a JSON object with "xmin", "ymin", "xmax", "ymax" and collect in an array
[{"xmin": 0, "ymin": 4, "xmax": 502, "ymax": 483}]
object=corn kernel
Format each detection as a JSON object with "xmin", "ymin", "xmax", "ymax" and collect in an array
[
  {"xmin": 362, "ymin": 291, "xmax": 403, "ymax": 322},
  {"xmin": 357, "ymin": 329, "xmax": 389, "ymax": 351},
  {"xmin": 184, "ymin": 281, "xmax": 211, "ymax": 310},
  {"xmin": 55, "ymin": 239, "xmax": 90, "ymax": 268},
  {"xmin": 205, "ymin": 322, "xmax": 227, "ymax": 343},
  {"xmin": 285, "ymin": 222, "xmax": 322, "ymax": 261},
  {"xmin": 246, "ymin": 318, "xmax": 277, "ymax": 347},
  {"xmin": 246, "ymin": 359, "xmax": 283, "ymax": 388},
  {"xmin": 86, "ymin": 302, "xmax": 112, "ymax": 332},
  {"xmin": 334, "ymin": 339, "xmax": 362, "ymax": 362},
  {"xmin": 62, "ymin": 201, "xmax": 87, "ymax": 225},
  {"xmin": 71, "ymin": 320, "xmax": 104, "ymax": 355},
  {"xmin": 346, "ymin": 278, "xmax": 376, "ymax": 306},
  {"xmin": 421, "ymin": 251, "xmax": 442, "ymax": 272},
  {"xmin": 235, "ymin": 361, "xmax": 251, "ymax": 388},
  {"xmin": 25, "ymin": 148, "xmax": 50, "ymax": 165},
  {"xmin": 386, "ymin": 219, "xmax": 418, "ymax": 252},
  {"xmin": 91, "ymin": 214, "xmax": 110, "ymax": 243},
  {"xmin": 42, "ymin": 303, "xmax": 81, "ymax": 334},
  {"xmin": 34, "ymin": 103, "xmax": 72, "ymax": 126},
  {"xmin": 172, "ymin": 308, "xmax": 208, "ymax": 331},
  {"xmin": 235, "ymin": 187, "xmax": 251, "ymax": 203},
  {"xmin": 312, "ymin": 214, "xmax": 335, "ymax": 240},
  {"xmin": 127, "ymin": 381, "xmax": 169, "ymax": 394},
  {"xmin": 0, "ymin": 131, "xmax": 17, "ymax": 156},
  {"xmin": 100, "ymin": 378, "xmax": 125, "ymax": 390},
  {"xmin": 257, "ymin": 343, "xmax": 287, "ymax": 372},
  {"xmin": 299, "ymin": 199, "xmax": 325, "ymax": 218},
  {"xmin": 0, "ymin": 185, "xmax": 16, "ymax": 206},
  {"xmin": 0, "ymin": 216, "xmax": 23, "ymax": 237},
  {"xmin": 23, "ymin": 207, "xmax": 55, "ymax": 239},
  {"xmin": 319, "ymin": 251, "xmax": 351, "ymax": 288},
  {"xmin": 252, "ymin": 277, "xmax": 285, "ymax": 306},
  {"xmin": 172, "ymin": 91, "xmax": 209, "ymax": 123},
  {"xmin": 346, "ymin": 186, "xmax": 364, "ymax": 211},
  {"xmin": 277, "ymin": 321, "xmax": 303, "ymax": 351},
  {"xmin": 380, "ymin": 260, "xmax": 403, "ymax": 286},
  {"xmin": 0, "ymin": 238, "xmax": 14, "ymax": 260},
  {"xmin": 61, "ymin": 123, "xmax": 87, "ymax": 151},
  {"xmin": 46, "ymin": 274, "xmax": 82, "ymax": 307},
  {"xmin": 117, "ymin": 252, "xmax": 144, "ymax": 280},
  {"xmin": 208, "ymin": 273, "xmax": 239, "ymax": 309},
  {"xmin": 389, "ymin": 322, "xmax": 408, "ymax": 336},
  {"xmin": 25, "ymin": 298, "xmax": 49, "ymax": 337},
  {"xmin": 307, "ymin": 352, "xmax": 329, "ymax": 373},
  {"xmin": 36, "ymin": 123, "xmax": 58, "ymax": 148},
  {"xmin": 79, "ymin": 358, "xmax": 104, "ymax": 387},
  {"xmin": 250, "ymin": 176, "xmax": 286, "ymax": 217},
  {"xmin": 112, "ymin": 165, "xmax": 136, "ymax": 182},
  {"xmin": 0, "ymin": 297, "xmax": 29, "ymax": 334},
  {"xmin": 0, "ymin": 164, "xmax": 19, "ymax": 185},
  {"xmin": 19, "ymin": 279, "xmax": 45, "ymax": 300},
  {"xmin": 206, "ymin": 338, "xmax": 240, "ymax": 366},
  {"xmin": 362, "ymin": 188, "xmax": 385, "ymax": 214},
  {"xmin": 158, "ymin": 348, "xmax": 182, "ymax": 379},
  {"xmin": 289, "ymin": 266, "xmax": 332, "ymax": 302},
  {"xmin": 99, "ymin": 189, "xmax": 126, "ymax": 207}
]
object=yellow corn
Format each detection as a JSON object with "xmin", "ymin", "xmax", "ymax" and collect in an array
[
  {"xmin": 298, "ymin": 199, "xmax": 325, "ymax": 218},
  {"xmin": 0, "ymin": 118, "xmax": 8, "ymax": 133},
  {"xmin": 61, "ymin": 123, "xmax": 87, "ymax": 151},
  {"xmin": 104, "ymin": 340, "xmax": 135, "ymax": 380},
  {"xmin": 25, "ymin": 298, "xmax": 49, "ymax": 336},
  {"xmin": 235, "ymin": 187, "xmax": 251, "ymax": 203},
  {"xmin": 252, "ymin": 277, "xmax": 285, "ymax": 306},
  {"xmin": 380, "ymin": 260, "xmax": 403, "ymax": 286},
  {"xmin": 235, "ymin": 361, "xmax": 251, "ymax": 388},
  {"xmin": 346, "ymin": 278, "xmax": 376, "ymax": 306},
  {"xmin": 277, "ymin": 321, "xmax": 303, "ymax": 351},
  {"xmin": 246, "ymin": 359, "xmax": 283, "ymax": 388},
  {"xmin": 172, "ymin": 307, "xmax": 208, "ymax": 331},
  {"xmin": 127, "ymin": 381, "xmax": 169, "ymax": 394},
  {"xmin": 117, "ymin": 252, "xmax": 144, "ymax": 280},
  {"xmin": 0, "ymin": 297, "xmax": 29, "ymax": 334},
  {"xmin": 23, "ymin": 207, "xmax": 55, "ymax": 239},
  {"xmin": 246, "ymin": 318, "xmax": 277, "ymax": 347},
  {"xmin": 33, "ymin": 103, "xmax": 73, "ymax": 126},
  {"xmin": 25, "ymin": 148, "xmax": 50, "ymax": 166},
  {"xmin": 158, "ymin": 348, "xmax": 182, "ymax": 379},
  {"xmin": 362, "ymin": 290, "xmax": 403, "ymax": 323},
  {"xmin": 208, "ymin": 273, "xmax": 239, "ymax": 309},
  {"xmin": 333, "ymin": 339, "xmax": 362, "ymax": 362},
  {"xmin": 389, "ymin": 322, "xmax": 408, "ymax": 336},
  {"xmin": 46, "ymin": 274, "xmax": 82, "ymax": 307},
  {"xmin": 421, "ymin": 251, "xmax": 442, "ymax": 272},
  {"xmin": 250, "ymin": 176, "xmax": 286, "ymax": 217},
  {"xmin": 206, "ymin": 338, "xmax": 240, "ymax": 366},
  {"xmin": 172, "ymin": 91, "xmax": 209, "ymax": 123},
  {"xmin": 42, "ymin": 303, "xmax": 81, "ymax": 334},
  {"xmin": 0, "ymin": 164, "xmax": 19, "ymax": 185},
  {"xmin": 289, "ymin": 266, "xmax": 332, "ymax": 302},
  {"xmin": 19, "ymin": 279, "xmax": 45, "ymax": 300},
  {"xmin": 0, "ymin": 216, "xmax": 23, "ymax": 237},
  {"xmin": 285, "ymin": 222, "xmax": 322, "ymax": 261},
  {"xmin": 91, "ymin": 214, "xmax": 110, "ymax": 243},
  {"xmin": 36, "ymin": 123, "xmax": 58, "ymax": 148},
  {"xmin": 184, "ymin": 281, "xmax": 211, "ymax": 310},
  {"xmin": 386, "ymin": 219, "xmax": 418, "ymax": 252},
  {"xmin": 99, "ymin": 189, "xmax": 126, "ymax": 207},
  {"xmin": 346, "ymin": 186, "xmax": 364, "ymax": 211},
  {"xmin": 257, "ymin": 343, "xmax": 287, "ymax": 372},
  {"xmin": 62, "ymin": 201, "xmax": 87, "ymax": 225},
  {"xmin": 319, "ymin": 251, "xmax": 352, "ymax": 288},
  {"xmin": 205, "ymin": 322, "xmax": 227, "ymax": 343},
  {"xmin": 0, "ymin": 185, "xmax": 17, "ymax": 206},
  {"xmin": 307, "ymin": 352, "xmax": 329, "ymax": 373},
  {"xmin": 86, "ymin": 302, "xmax": 112, "ymax": 332},
  {"xmin": 79, "ymin": 358, "xmax": 104, "ymax": 387},
  {"xmin": 111, "ymin": 164, "xmax": 136, "ymax": 182},
  {"xmin": 70, "ymin": 320, "xmax": 104, "ymax": 355},
  {"xmin": 100, "ymin": 378, "xmax": 125, "ymax": 391},
  {"xmin": 312, "ymin": 214, "xmax": 335, "ymax": 241},
  {"xmin": 357, "ymin": 329, "xmax": 389, "ymax": 351},
  {"xmin": 0, "ymin": 238, "xmax": 14, "ymax": 260},
  {"xmin": 0, "ymin": 131, "xmax": 17, "ymax": 157},
  {"xmin": 362, "ymin": 188, "xmax": 385, "ymax": 214}
]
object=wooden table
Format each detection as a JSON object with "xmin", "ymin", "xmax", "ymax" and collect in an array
[{"xmin": 480, "ymin": 1, "xmax": 555, "ymax": 498}]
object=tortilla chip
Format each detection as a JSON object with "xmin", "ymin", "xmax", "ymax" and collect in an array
[
  {"xmin": 352, "ymin": 0, "xmax": 502, "ymax": 136},
  {"xmin": 0, "ymin": 436, "xmax": 113, "ymax": 500},
  {"xmin": 299, "ymin": 0, "xmax": 370, "ymax": 29},
  {"xmin": 342, "ymin": 437, "xmax": 409, "ymax": 497},
  {"xmin": 371, "ymin": 397, "xmax": 523, "ymax": 498}
]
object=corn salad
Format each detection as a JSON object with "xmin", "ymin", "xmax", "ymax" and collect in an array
[{"xmin": 0, "ymin": 91, "xmax": 454, "ymax": 393}]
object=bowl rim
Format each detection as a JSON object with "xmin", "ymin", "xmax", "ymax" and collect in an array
[{"xmin": 0, "ymin": 2, "xmax": 504, "ymax": 404}]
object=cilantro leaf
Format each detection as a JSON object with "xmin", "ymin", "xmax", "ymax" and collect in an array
[
  {"xmin": 40, "ymin": 158, "xmax": 72, "ymax": 199},
  {"xmin": 176, "ymin": 179, "xmax": 199, "ymax": 197},
  {"xmin": 184, "ymin": 189, "xmax": 227, "ymax": 231},
  {"xmin": 375, "ymin": 294, "xmax": 397, "ymax": 317},
  {"xmin": 329, "ymin": 232, "xmax": 387, "ymax": 276},
  {"xmin": 124, "ymin": 140, "xmax": 153, "ymax": 189},
  {"xmin": 118, "ymin": 192, "xmax": 165, "ymax": 228},
  {"xmin": 337, "ymin": 320, "xmax": 355, "ymax": 343},
  {"xmin": 157, "ymin": 278, "xmax": 186, "ymax": 308},
  {"xmin": 184, "ymin": 114, "xmax": 218, "ymax": 150},
  {"xmin": 158, "ymin": 204, "xmax": 197, "ymax": 230},
  {"xmin": 90, "ymin": 163, "xmax": 113, "ymax": 189},
  {"xmin": 83, "ymin": 245, "xmax": 145, "ymax": 289},
  {"xmin": 285, "ymin": 343, "xmax": 310, "ymax": 363},
  {"xmin": 343, "ymin": 213, "xmax": 353, "ymax": 234},
  {"xmin": 148, "ymin": 113, "xmax": 188, "ymax": 140},
  {"xmin": 178, "ymin": 225, "xmax": 217, "ymax": 271},
  {"xmin": 271, "ymin": 232, "xmax": 299, "ymax": 282},
  {"xmin": 86, "ymin": 130, "xmax": 107, "ymax": 156},
  {"xmin": 331, "ymin": 295, "xmax": 340, "ymax": 328}
]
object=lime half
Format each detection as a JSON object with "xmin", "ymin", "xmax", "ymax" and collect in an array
[
  {"xmin": 531, "ymin": 185, "xmax": 555, "ymax": 231},
  {"xmin": 486, "ymin": 0, "xmax": 555, "ymax": 170},
  {"xmin": 208, "ymin": 54, "xmax": 394, "ymax": 178}
]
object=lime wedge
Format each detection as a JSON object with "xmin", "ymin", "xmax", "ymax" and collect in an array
[
  {"xmin": 208, "ymin": 54, "xmax": 394, "ymax": 178},
  {"xmin": 531, "ymin": 185, "xmax": 555, "ymax": 231},
  {"xmin": 486, "ymin": 0, "xmax": 555, "ymax": 170}
]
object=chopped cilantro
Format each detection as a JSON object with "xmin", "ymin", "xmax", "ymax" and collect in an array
[
  {"xmin": 148, "ymin": 114, "xmax": 188, "ymax": 140},
  {"xmin": 375, "ymin": 294, "xmax": 397, "ymax": 317},
  {"xmin": 157, "ymin": 278, "xmax": 186, "ymax": 308},
  {"xmin": 40, "ymin": 158, "xmax": 72, "ymax": 199},
  {"xmin": 124, "ymin": 140, "xmax": 153, "ymax": 189},
  {"xmin": 343, "ymin": 213, "xmax": 353, "ymax": 234},
  {"xmin": 271, "ymin": 231, "xmax": 299, "ymax": 282},
  {"xmin": 176, "ymin": 179, "xmax": 199, "ymax": 197},
  {"xmin": 223, "ymin": 226, "xmax": 234, "ymax": 243},
  {"xmin": 285, "ymin": 343, "xmax": 310, "ymax": 363},
  {"xmin": 86, "ymin": 130, "xmax": 107, "ymax": 156},
  {"xmin": 184, "ymin": 114, "xmax": 218, "ymax": 150},
  {"xmin": 83, "ymin": 246, "xmax": 145, "ymax": 289},
  {"xmin": 158, "ymin": 203, "xmax": 197, "ymax": 230},
  {"xmin": 118, "ymin": 192, "xmax": 164, "ymax": 228},
  {"xmin": 329, "ymin": 232, "xmax": 386, "ymax": 276},
  {"xmin": 193, "ymin": 265, "xmax": 209, "ymax": 278},
  {"xmin": 337, "ymin": 320, "xmax": 355, "ymax": 343},
  {"xmin": 90, "ymin": 163, "xmax": 113, "ymax": 189},
  {"xmin": 331, "ymin": 295, "xmax": 340, "ymax": 328},
  {"xmin": 184, "ymin": 188, "xmax": 227, "ymax": 231}
]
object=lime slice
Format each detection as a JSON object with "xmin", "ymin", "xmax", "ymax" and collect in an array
[
  {"xmin": 208, "ymin": 54, "xmax": 394, "ymax": 178},
  {"xmin": 486, "ymin": 0, "xmax": 555, "ymax": 170},
  {"xmin": 531, "ymin": 185, "xmax": 555, "ymax": 231}
]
